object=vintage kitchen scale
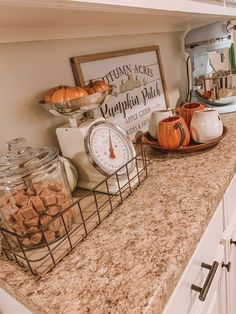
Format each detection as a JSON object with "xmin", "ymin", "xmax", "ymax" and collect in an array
[{"xmin": 41, "ymin": 89, "xmax": 137, "ymax": 193}]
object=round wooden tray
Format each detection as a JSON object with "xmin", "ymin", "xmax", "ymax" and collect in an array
[{"xmin": 142, "ymin": 125, "xmax": 228, "ymax": 153}]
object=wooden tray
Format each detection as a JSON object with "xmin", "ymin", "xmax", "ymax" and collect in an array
[{"xmin": 142, "ymin": 125, "xmax": 228, "ymax": 153}]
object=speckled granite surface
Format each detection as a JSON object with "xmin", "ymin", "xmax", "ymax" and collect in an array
[{"xmin": 1, "ymin": 113, "xmax": 236, "ymax": 314}]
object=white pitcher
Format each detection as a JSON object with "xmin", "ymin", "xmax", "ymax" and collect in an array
[
  {"xmin": 190, "ymin": 109, "xmax": 223, "ymax": 143},
  {"xmin": 148, "ymin": 109, "xmax": 174, "ymax": 138}
]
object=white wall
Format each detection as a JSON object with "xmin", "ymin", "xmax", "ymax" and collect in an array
[{"xmin": 0, "ymin": 32, "xmax": 186, "ymax": 154}]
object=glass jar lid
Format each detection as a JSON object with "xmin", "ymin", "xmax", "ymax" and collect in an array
[{"xmin": 0, "ymin": 138, "xmax": 58, "ymax": 181}]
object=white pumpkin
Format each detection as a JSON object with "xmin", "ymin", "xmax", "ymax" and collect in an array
[{"xmin": 59, "ymin": 156, "xmax": 78, "ymax": 193}]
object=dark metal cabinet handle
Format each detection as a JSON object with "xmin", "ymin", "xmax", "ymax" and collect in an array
[
  {"xmin": 191, "ymin": 261, "xmax": 219, "ymax": 301},
  {"xmin": 222, "ymin": 261, "xmax": 231, "ymax": 272},
  {"xmin": 230, "ymin": 239, "xmax": 236, "ymax": 246}
]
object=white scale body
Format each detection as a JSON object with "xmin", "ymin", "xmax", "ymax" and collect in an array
[{"xmin": 56, "ymin": 117, "xmax": 138, "ymax": 194}]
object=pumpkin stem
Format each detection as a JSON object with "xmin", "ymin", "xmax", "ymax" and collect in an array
[{"xmin": 88, "ymin": 79, "xmax": 94, "ymax": 87}]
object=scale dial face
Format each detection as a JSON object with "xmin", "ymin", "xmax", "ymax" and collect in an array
[{"xmin": 85, "ymin": 121, "xmax": 136, "ymax": 177}]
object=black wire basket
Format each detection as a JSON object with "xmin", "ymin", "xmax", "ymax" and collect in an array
[{"xmin": 0, "ymin": 144, "xmax": 150, "ymax": 277}]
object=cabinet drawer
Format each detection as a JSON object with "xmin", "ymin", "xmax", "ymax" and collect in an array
[
  {"xmin": 0, "ymin": 288, "xmax": 32, "ymax": 314},
  {"xmin": 163, "ymin": 201, "xmax": 224, "ymax": 314},
  {"xmin": 224, "ymin": 173, "xmax": 236, "ymax": 226},
  {"xmin": 189, "ymin": 245, "xmax": 226, "ymax": 314}
]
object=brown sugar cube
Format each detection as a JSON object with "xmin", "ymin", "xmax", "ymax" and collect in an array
[
  {"xmin": 5, "ymin": 199, "xmax": 18, "ymax": 210},
  {"xmin": 61, "ymin": 201, "xmax": 72, "ymax": 211},
  {"xmin": 3, "ymin": 202, "xmax": 19, "ymax": 215},
  {"xmin": 40, "ymin": 189, "xmax": 57, "ymax": 206},
  {"xmin": 63, "ymin": 209, "xmax": 74, "ymax": 229},
  {"xmin": 56, "ymin": 192, "xmax": 68, "ymax": 205},
  {"xmin": 12, "ymin": 210, "xmax": 24, "ymax": 226},
  {"xmin": 26, "ymin": 185, "xmax": 36, "ymax": 196},
  {"xmin": 30, "ymin": 195, "xmax": 46, "ymax": 213},
  {"xmin": 14, "ymin": 193, "xmax": 29, "ymax": 207},
  {"xmin": 49, "ymin": 217, "xmax": 62, "ymax": 233},
  {"xmin": 14, "ymin": 193, "xmax": 28, "ymax": 207},
  {"xmin": 43, "ymin": 230, "xmax": 56, "ymax": 243},
  {"xmin": 11, "ymin": 222, "xmax": 26, "ymax": 236},
  {"xmin": 33, "ymin": 181, "xmax": 49, "ymax": 195},
  {"xmin": 6, "ymin": 215, "xmax": 15, "ymax": 227},
  {"xmin": 24, "ymin": 216, "xmax": 39, "ymax": 228},
  {"xmin": 12, "ymin": 189, "xmax": 26, "ymax": 196},
  {"xmin": 47, "ymin": 205, "xmax": 60, "ymax": 216},
  {"xmin": 26, "ymin": 226, "xmax": 39, "ymax": 235},
  {"xmin": 49, "ymin": 181, "xmax": 63, "ymax": 192},
  {"xmin": 40, "ymin": 188, "xmax": 51, "ymax": 198},
  {"xmin": 30, "ymin": 232, "xmax": 42, "ymax": 245},
  {"xmin": 22, "ymin": 238, "xmax": 32, "ymax": 247},
  {"xmin": 0, "ymin": 194, "xmax": 12, "ymax": 206},
  {"xmin": 20, "ymin": 205, "xmax": 37, "ymax": 220},
  {"xmin": 44, "ymin": 193, "xmax": 57, "ymax": 206},
  {"xmin": 33, "ymin": 182, "xmax": 43, "ymax": 194},
  {"xmin": 57, "ymin": 226, "xmax": 66, "ymax": 237},
  {"xmin": 40, "ymin": 214, "xmax": 52, "ymax": 226}
]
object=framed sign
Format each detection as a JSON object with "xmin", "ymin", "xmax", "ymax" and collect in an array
[{"xmin": 70, "ymin": 46, "xmax": 169, "ymax": 140}]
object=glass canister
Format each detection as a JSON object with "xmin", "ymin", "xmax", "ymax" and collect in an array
[{"xmin": 0, "ymin": 138, "xmax": 75, "ymax": 249}]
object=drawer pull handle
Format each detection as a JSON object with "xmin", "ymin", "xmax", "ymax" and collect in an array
[
  {"xmin": 230, "ymin": 239, "xmax": 236, "ymax": 246},
  {"xmin": 191, "ymin": 261, "xmax": 218, "ymax": 301},
  {"xmin": 222, "ymin": 261, "xmax": 231, "ymax": 272}
]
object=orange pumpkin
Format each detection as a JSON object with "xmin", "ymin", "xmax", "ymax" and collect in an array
[
  {"xmin": 44, "ymin": 85, "xmax": 65, "ymax": 103},
  {"xmin": 44, "ymin": 86, "xmax": 88, "ymax": 104},
  {"xmin": 179, "ymin": 102, "xmax": 204, "ymax": 129},
  {"xmin": 93, "ymin": 80, "xmax": 109, "ymax": 91},
  {"xmin": 158, "ymin": 116, "xmax": 190, "ymax": 148}
]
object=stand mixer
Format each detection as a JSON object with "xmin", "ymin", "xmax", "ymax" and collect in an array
[
  {"xmin": 185, "ymin": 21, "xmax": 236, "ymax": 113},
  {"xmin": 42, "ymin": 91, "xmax": 137, "ymax": 194}
]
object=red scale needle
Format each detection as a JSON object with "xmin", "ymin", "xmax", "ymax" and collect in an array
[{"xmin": 109, "ymin": 130, "xmax": 116, "ymax": 159}]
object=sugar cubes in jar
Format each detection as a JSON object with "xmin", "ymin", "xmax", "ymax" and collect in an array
[{"xmin": 0, "ymin": 138, "xmax": 76, "ymax": 249}]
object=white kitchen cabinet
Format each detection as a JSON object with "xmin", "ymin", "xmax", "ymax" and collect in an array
[
  {"xmin": 221, "ymin": 209, "xmax": 236, "ymax": 314},
  {"xmin": 222, "ymin": 173, "xmax": 236, "ymax": 314},
  {"xmin": 163, "ymin": 201, "xmax": 225, "ymax": 314},
  {"xmin": 190, "ymin": 246, "xmax": 226, "ymax": 314},
  {"xmin": 223, "ymin": 174, "xmax": 236, "ymax": 226},
  {"xmin": 165, "ymin": 173, "xmax": 236, "ymax": 314},
  {"xmin": 0, "ymin": 288, "xmax": 32, "ymax": 314},
  {"xmin": 0, "ymin": 0, "xmax": 236, "ymax": 43}
]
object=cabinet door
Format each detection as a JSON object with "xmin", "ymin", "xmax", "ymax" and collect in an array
[
  {"xmin": 221, "ymin": 209, "xmax": 236, "ymax": 314},
  {"xmin": 0, "ymin": 288, "xmax": 32, "ymax": 314},
  {"xmin": 229, "ymin": 236, "xmax": 236, "ymax": 314},
  {"xmin": 163, "ymin": 203, "xmax": 224, "ymax": 314},
  {"xmin": 223, "ymin": 173, "xmax": 236, "ymax": 227},
  {"xmin": 190, "ymin": 245, "xmax": 226, "ymax": 314}
]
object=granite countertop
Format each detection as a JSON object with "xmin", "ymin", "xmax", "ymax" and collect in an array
[{"xmin": 1, "ymin": 113, "xmax": 236, "ymax": 314}]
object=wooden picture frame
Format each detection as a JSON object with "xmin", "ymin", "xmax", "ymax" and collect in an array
[{"xmin": 70, "ymin": 46, "xmax": 169, "ymax": 139}]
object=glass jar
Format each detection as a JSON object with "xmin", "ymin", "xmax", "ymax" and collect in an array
[{"xmin": 0, "ymin": 138, "xmax": 75, "ymax": 249}]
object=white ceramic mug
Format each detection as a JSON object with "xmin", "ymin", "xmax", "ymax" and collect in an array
[
  {"xmin": 190, "ymin": 108, "xmax": 223, "ymax": 143},
  {"xmin": 148, "ymin": 109, "xmax": 174, "ymax": 138}
]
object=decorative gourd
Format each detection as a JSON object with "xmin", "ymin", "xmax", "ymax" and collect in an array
[
  {"xmin": 93, "ymin": 80, "xmax": 109, "ymax": 91},
  {"xmin": 179, "ymin": 102, "xmax": 205, "ymax": 129},
  {"xmin": 158, "ymin": 116, "xmax": 190, "ymax": 148},
  {"xmin": 44, "ymin": 86, "xmax": 61, "ymax": 103},
  {"xmin": 43, "ymin": 80, "xmax": 109, "ymax": 103},
  {"xmin": 44, "ymin": 86, "xmax": 88, "ymax": 104},
  {"xmin": 59, "ymin": 156, "xmax": 78, "ymax": 193},
  {"xmin": 64, "ymin": 86, "xmax": 88, "ymax": 101}
]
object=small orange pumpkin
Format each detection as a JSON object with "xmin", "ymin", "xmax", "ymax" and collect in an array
[
  {"xmin": 158, "ymin": 116, "xmax": 190, "ymax": 148},
  {"xmin": 179, "ymin": 102, "xmax": 204, "ymax": 129},
  {"xmin": 93, "ymin": 80, "xmax": 109, "ymax": 91},
  {"xmin": 44, "ymin": 85, "xmax": 65, "ymax": 103},
  {"xmin": 44, "ymin": 86, "xmax": 88, "ymax": 104}
]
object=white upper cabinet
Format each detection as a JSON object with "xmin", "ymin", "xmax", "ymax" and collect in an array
[{"xmin": 1, "ymin": 0, "xmax": 236, "ymax": 43}]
